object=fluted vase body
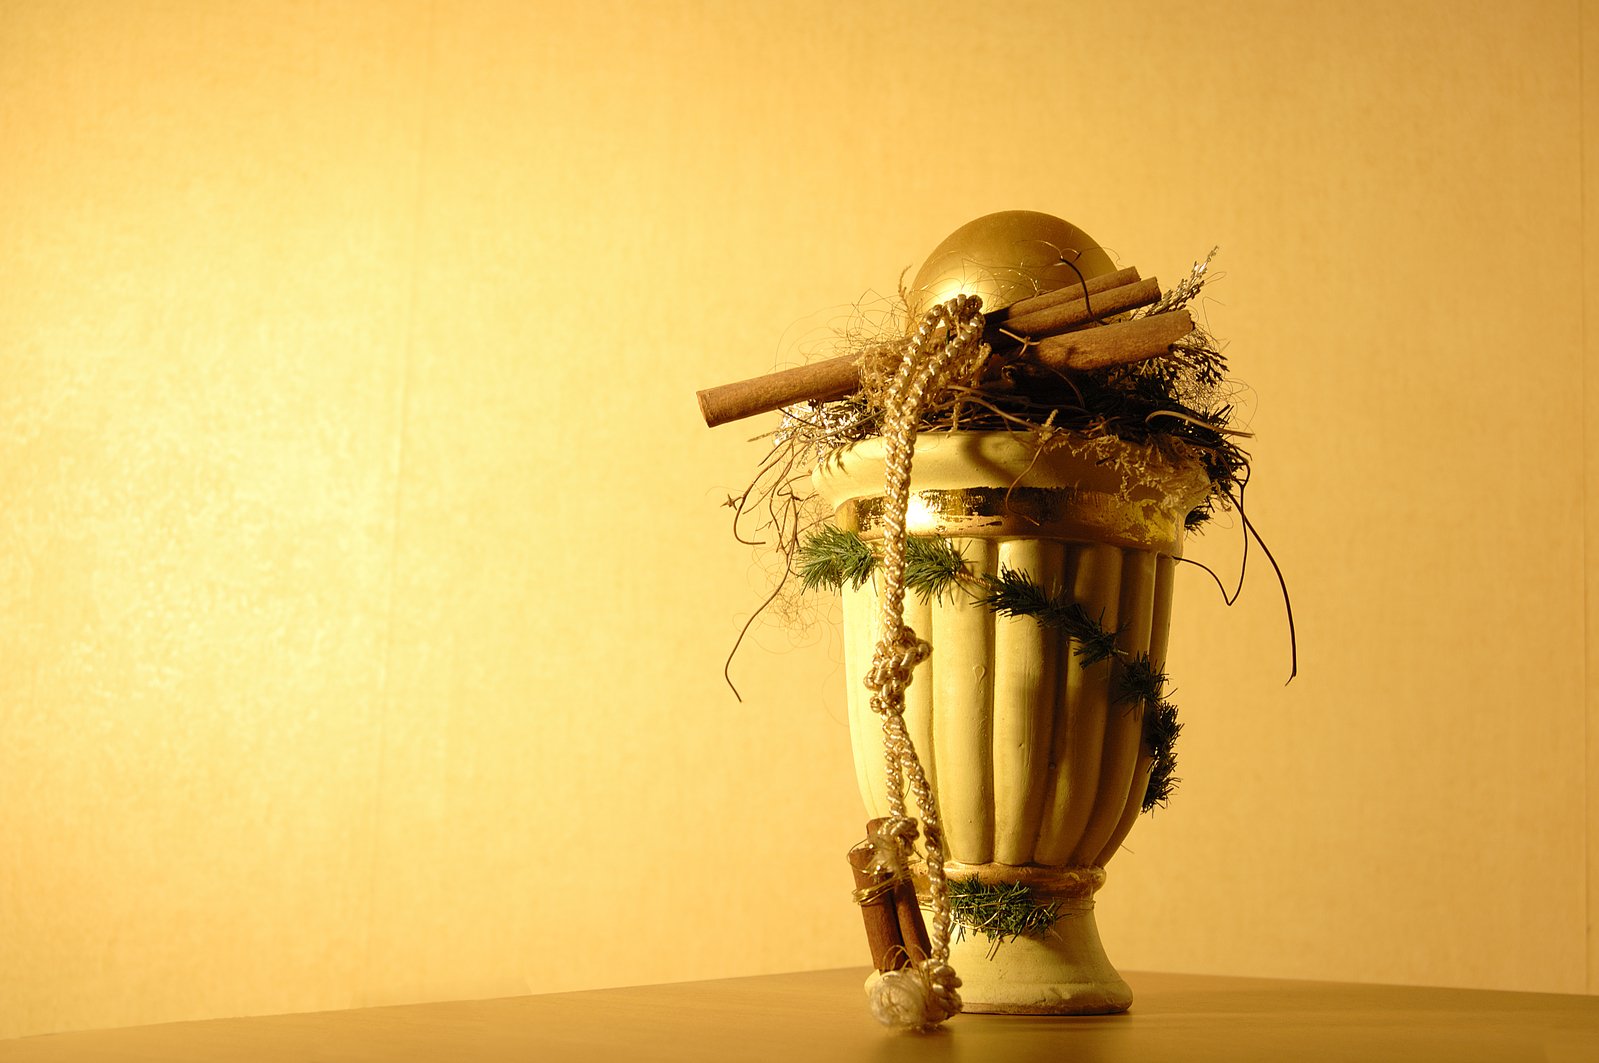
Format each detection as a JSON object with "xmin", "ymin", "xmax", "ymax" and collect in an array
[{"xmin": 813, "ymin": 431, "xmax": 1209, "ymax": 1015}]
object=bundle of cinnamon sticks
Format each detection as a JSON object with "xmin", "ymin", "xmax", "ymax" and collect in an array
[
  {"xmin": 696, "ymin": 265, "xmax": 1193, "ymax": 428},
  {"xmin": 849, "ymin": 819, "xmax": 931, "ymax": 972}
]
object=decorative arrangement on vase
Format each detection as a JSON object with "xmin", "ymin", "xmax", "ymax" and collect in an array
[{"xmin": 697, "ymin": 211, "xmax": 1276, "ymax": 1029}]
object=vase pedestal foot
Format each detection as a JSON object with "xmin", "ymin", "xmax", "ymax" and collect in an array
[{"xmin": 940, "ymin": 900, "xmax": 1132, "ymax": 1015}]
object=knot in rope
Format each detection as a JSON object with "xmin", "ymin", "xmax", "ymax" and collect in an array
[
  {"xmin": 868, "ymin": 816, "xmax": 919, "ymax": 866},
  {"xmin": 863, "ymin": 625, "xmax": 930, "ymax": 708}
]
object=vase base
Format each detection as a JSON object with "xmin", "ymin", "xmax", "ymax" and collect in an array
[
  {"xmin": 943, "ymin": 904, "xmax": 1133, "ymax": 1016},
  {"xmin": 959, "ymin": 987, "xmax": 1131, "ymax": 1016}
]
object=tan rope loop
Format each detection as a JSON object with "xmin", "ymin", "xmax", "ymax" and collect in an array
[
  {"xmin": 859, "ymin": 294, "xmax": 987, "ymax": 1031},
  {"xmin": 872, "ymin": 815, "xmax": 919, "ymax": 854}
]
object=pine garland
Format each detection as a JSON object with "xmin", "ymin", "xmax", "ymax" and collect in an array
[
  {"xmin": 1110, "ymin": 654, "xmax": 1182, "ymax": 813},
  {"xmin": 795, "ymin": 527, "xmax": 1186, "ymax": 812},
  {"xmin": 797, "ymin": 524, "xmax": 876, "ymax": 593},
  {"xmin": 974, "ymin": 568, "xmax": 1121, "ymax": 666},
  {"xmin": 904, "ymin": 537, "xmax": 969, "ymax": 602},
  {"xmin": 1113, "ymin": 654, "xmax": 1167, "ymax": 709},
  {"xmin": 797, "ymin": 528, "xmax": 971, "ymax": 601},
  {"xmin": 1141, "ymin": 697, "xmax": 1182, "ymax": 812},
  {"xmin": 947, "ymin": 879, "xmax": 1059, "ymax": 954}
]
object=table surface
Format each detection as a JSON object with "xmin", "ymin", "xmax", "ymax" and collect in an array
[{"xmin": 2, "ymin": 968, "xmax": 1596, "ymax": 1062}]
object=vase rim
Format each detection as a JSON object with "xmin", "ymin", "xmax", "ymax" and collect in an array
[{"xmin": 812, "ymin": 430, "xmax": 1212, "ymax": 554}]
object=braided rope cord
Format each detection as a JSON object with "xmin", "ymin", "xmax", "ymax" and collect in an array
[{"xmin": 862, "ymin": 295, "xmax": 987, "ymax": 1029}]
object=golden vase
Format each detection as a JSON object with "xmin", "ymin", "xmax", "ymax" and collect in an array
[{"xmin": 813, "ymin": 430, "xmax": 1210, "ymax": 1015}]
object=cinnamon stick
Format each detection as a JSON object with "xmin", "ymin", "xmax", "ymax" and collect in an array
[
  {"xmin": 697, "ymin": 353, "xmax": 860, "ymax": 428},
  {"xmin": 892, "ymin": 880, "xmax": 931, "ymax": 966},
  {"xmin": 861, "ymin": 817, "xmax": 933, "ymax": 969},
  {"xmin": 991, "ymin": 265, "xmax": 1141, "ymax": 322},
  {"xmin": 696, "ymin": 265, "xmax": 1194, "ymax": 428},
  {"xmin": 848, "ymin": 840, "xmax": 911, "ymax": 972},
  {"xmin": 999, "ymin": 276, "xmax": 1161, "ymax": 338},
  {"xmin": 1032, "ymin": 309, "xmax": 1194, "ymax": 372}
]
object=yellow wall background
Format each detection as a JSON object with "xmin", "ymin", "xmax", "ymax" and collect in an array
[{"xmin": 3, "ymin": 0, "xmax": 1597, "ymax": 1040}]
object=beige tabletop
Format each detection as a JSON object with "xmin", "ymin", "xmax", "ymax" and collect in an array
[{"xmin": 1, "ymin": 968, "xmax": 1595, "ymax": 1062}]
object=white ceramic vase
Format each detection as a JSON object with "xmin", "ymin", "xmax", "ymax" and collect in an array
[{"xmin": 813, "ymin": 431, "xmax": 1210, "ymax": 1015}]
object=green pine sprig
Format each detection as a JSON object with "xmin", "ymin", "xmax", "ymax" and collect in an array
[
  {"xmin": 1142, "ymin": 697, "xmax": 1182, "ymax": 812},
  {"xmin": 975, "ymin": 567, "xmax": 1121, "ymax": 665},
  {"xmin": 904, "ymin": 536, "xmax": 969, "ymax": 601},
  {"xmin": 796, "ymin": 525, "xmax": 876, "ymax": 592},
  {"xmin": 794, "ymin": 527, "xmax": 973, "ymax": 602},
  {"xmin": 1114, "ymin": 654, "xmax": 1168, "ymax": 709},
  {"xmin": 948, "ymin": 879, "xmax": 1060, "ymax": 955}
]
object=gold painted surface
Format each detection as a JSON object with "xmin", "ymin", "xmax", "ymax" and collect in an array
[
  {"xmin": 816, "ymin": 432, "xmax": 1211, "ymax": 555},
  {"xmin": 905, "ymin": 210, "xmax": 1118, "ymax": 319},
  {"xmin": 842, "ymin": 487, "xmax": 1190, "ymax": 552},
  {"xmin": 818, "ymin": 431, "xmax": 1211, "ymax": 558}
]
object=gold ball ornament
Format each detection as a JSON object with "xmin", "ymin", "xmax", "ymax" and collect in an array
[{"xmin": 906, "ymin": 210, "xmax": 1118, "ymax": 320}]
